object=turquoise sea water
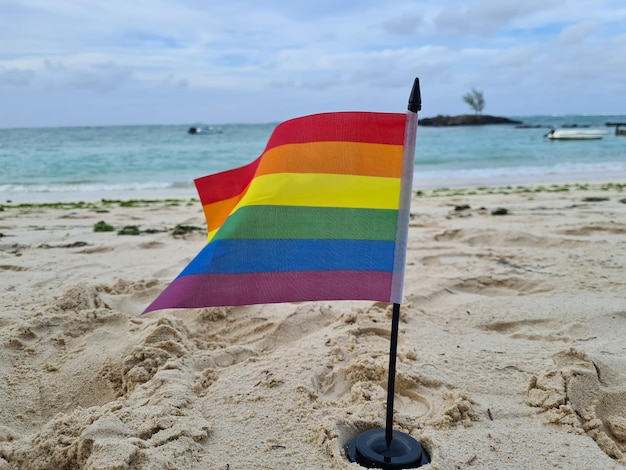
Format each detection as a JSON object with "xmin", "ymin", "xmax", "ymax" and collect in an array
[{"xmin": 1, "ymin": 115, "xmax": 625, "ymax": 202}]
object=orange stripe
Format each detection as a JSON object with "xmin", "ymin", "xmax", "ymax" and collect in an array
[
  {"xmin": 256, "ymin": 142, "xmax": 403, "ymax": 178},
  {"xmin": 203, "ymin": 193, "xmax": 246, "ymax": 233}
]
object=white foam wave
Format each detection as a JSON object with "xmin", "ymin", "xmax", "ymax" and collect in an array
[
  {"xmin": 414, "ymin": 161, "xmax": 626, "ymax": 188},
  {"xmin": 0, "ymin": 180, "xmax": 194, "ymax": 194}
]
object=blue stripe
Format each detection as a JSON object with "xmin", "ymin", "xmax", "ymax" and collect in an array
[{"xmin": 179, "ymin": 239, "xmax": 395, "ymax": 276}]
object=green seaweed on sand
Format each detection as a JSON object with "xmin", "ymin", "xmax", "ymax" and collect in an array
[
  {"xmin": 118, "ymin": 225, "xmax": 141, "ymax": 235},
  {"xmin": 491, "ymin": 207, "xmax": 509, "ymax": 216},
  {"xmin": 582, "ymin": 197, "xmax": 610, "ymax": 202},
  {"xmin": 600, "ymin": 182, "xmax": 626, "ymax": 191},
  {"xmin": 3, "ymin": 201, "xmax": 100, "ymax": 211},
  {"xmin": 172, "ymin": 224, "xmax": 203, "ymax": 237},
  {"xmin": 413, "ymin": 182, "xmax": 624, "ymax": 198},
  {"xmin": 38, "ymin": 241, "xmax": 90, "ymax": 249},
  {"xmin": 94, "ymin": 221, "xmax": 115, "ymax": 232},
  {"xmin": 94, "ymin": 220, "xmax": 169, "ymax": 235},
  {"xmin": 101, "ymin": 198, "xmax": 193, "ymax": 208},
  {"xmin": 0, "ymin": 198, "xmax": 199, "ymax": 212}
]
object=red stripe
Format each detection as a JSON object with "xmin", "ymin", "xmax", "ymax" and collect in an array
[
  {"xmin": 143, "ymin": 270, "xmax": 393, "ymax": 312},
  {"xmin": 264, "ymin": 112, "xmax": 406, "ymax": 151},
  {"xmin": 194, "ymin": 156, "xmax": 261, "ymax": 205}
]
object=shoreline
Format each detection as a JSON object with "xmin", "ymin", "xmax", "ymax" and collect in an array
[
  {"xmin": 2, "ymin": 179, "xmax": 625, "ymax": 207},
  {"xmin": 0, "ymin": 187, "xmax": 199, "ymax": 205},
  {"xmin": 413, "ymin": 173, "xmax": 626, "ymax": 191}
]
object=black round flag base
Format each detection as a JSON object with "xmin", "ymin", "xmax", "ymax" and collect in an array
[{"xmin": 346, "ymin": 429, "xmax": 430, "ymax": 469}]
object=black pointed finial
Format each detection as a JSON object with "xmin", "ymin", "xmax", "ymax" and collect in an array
[{"xmin": 408, "ymin": 78, "xmax": 421, "ymax": 113}]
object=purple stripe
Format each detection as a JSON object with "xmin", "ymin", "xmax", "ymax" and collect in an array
[{"xmin": 143, "ymin": 271, "xmax": 392, "ymax": 312}]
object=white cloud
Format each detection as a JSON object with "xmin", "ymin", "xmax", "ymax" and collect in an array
[
  {"xmin": 70, "ymin": 62, "xmax": 133, "ymax": 93},
  {"xmin": 0, "ymin": 66, "xmax": 35, "ymax": 86},
  {"xmin": 0, "ymin": 0, "xmax": 625, "ymax": 127},
  {"xmin": 382, "ymin": 14, "xmax": 424, "ymax": 36},
  {"xmin": 433, "ymin": 0, "xmax": 562, "ymax": 36},
  {"xmin": 557, "ymin": 21, "xmax": 599, "ymax": 45}
]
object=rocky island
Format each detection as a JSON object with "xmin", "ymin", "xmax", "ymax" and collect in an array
[{"xmin": 419, "ymin": 114, "xmax": 522, "ymax": 126}]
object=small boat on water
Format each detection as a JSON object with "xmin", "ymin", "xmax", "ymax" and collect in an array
[
  {"xmin": 545, "ymin": 128, "xmax": 607, "ymax": 140},
  {"xmin": 606, "ymin": 122, "xmax": 626, "ymax": 136},
  {"xmin": 188, "ymin": 126, "xmax": 223, "ymax": 135}
]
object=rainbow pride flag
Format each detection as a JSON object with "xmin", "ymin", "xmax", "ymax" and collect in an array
[{"xmin": 144, "ymin": 111, "xmax": 416, "ymax": 312}]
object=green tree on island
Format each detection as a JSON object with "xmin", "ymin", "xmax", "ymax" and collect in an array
[{"xmin": 462, "ymin": 88, "xmax": 485, "ymax": 115}]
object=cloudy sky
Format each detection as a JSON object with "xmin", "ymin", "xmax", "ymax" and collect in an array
[{"xmin": 1, "ymin": 0, "xmax": 625, "ymax": 128}]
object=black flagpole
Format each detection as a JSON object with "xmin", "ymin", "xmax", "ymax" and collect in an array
[
  {"xmin": 346, "ymin": 78, "xmax": 430, "ymax": 469},
  {"xmin": 385, "ymin": 303, "xmax": 402, "ymax": 447}
]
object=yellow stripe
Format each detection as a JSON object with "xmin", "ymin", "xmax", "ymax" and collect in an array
[
  {"xmin": 207, "ymin": 228, "xmax": 219, "ymax": 242},
  {"xmin": 238, "ymin": 173, "xmax": 401, "ymax": 210},
  {"xmin": 205, "ymin": 173, "xmax": 401, "ymax": 242}
]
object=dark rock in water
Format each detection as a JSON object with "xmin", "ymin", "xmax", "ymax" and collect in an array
[{"xmin": 419, "ymin": 114, "xmax": 522, "ymax": 126}]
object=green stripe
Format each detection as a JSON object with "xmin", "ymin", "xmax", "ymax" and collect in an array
[{"xmin": 213, "ymin": 205, "xmax": 398, "ymax": 241}]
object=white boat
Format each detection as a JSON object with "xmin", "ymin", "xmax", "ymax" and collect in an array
[
  {"xmin": 188, "ymin": 126, "xmax": 223, "ymax": 135},
  {"xmin": 545, "ymin": 129, "xmax": 607, "ymax": 140},
  {"xmin": 606, "ymin": 122, "xmax": 626, "ymax": 136}
]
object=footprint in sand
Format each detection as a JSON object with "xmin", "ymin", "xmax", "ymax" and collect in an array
[
  {"xmin": 77, "ymin": 245, "xmax": 115, "ymax": 254},
  {"xmin": 481, "ymin": 318, "xmax": 572, "ymax": 343},
  {"xmin": 435, "ymin": 227, "xmax": 585, "ymax": 249},
  {"xmin": 311, "ymin": 304, "xmax": 456, "ymax": 427},
  {"xmin": 94, "ymin": 278, "xmax": 163, "ymax": 315},
  {"xmin": 560, "ymin": 223, "xmax": 626, "ymax": 236},
  {"xmin": 527, "ymin": 347, "xmax": 626, "ymax": 464},
  {"xmin": 312, "ymin": 348, "xmax": 436, "ymax": 421},
  {"xmin": 189, "ymin": 303, "xmax": 335, "ymax": 354},
  {"xmin": 451, "ymin": 275, "xmax": 553, "ymax": 297},
  {"xmin": 0, "ymin": 264, "xmax": 28, "ymax": 271}
]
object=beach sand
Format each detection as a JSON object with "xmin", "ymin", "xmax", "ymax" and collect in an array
[{"xmin": 1, "ymin": 182, "xmax": 626, "ymax": 469}]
